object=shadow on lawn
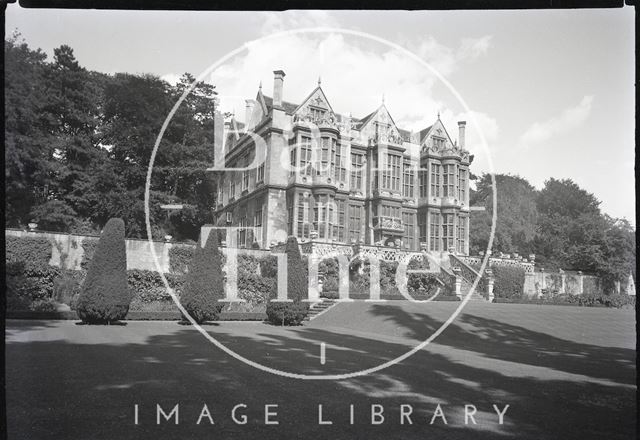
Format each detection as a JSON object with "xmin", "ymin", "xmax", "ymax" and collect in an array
[
  {"xmin": 5, "ymin": 309, "xmax": 637, "ymax": 440},
  {"xmin": 366, "ymin": 305, "xmax": 636, "ymax": 386}
]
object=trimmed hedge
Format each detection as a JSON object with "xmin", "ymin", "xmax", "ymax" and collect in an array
[
  {"xmin": 259, "ymin": 255, "xmax": 279, "ymax": 278},
  {"xmin": 494, "ymin": 293, "xmax": 635, "ymax": 308},
  {"xmin": 181, "ymin": 232, "xmax": 225, "ymax": 323},
  {"xmin": 76, "ymin": 218, "xmax": 132, "ymax": 323},
  {"xmin": 468, "ymin": 263, "xmax": 524, "ymax": 299},
  {"xmin": 492, "ymin": 266, "xmax": 525, "ymax": 298},
  {"xmin": 80, "ymin": 238, "xmax": 99, "ymax": 270},
  {"xmin": 168, "ymin": 245, "xmax": 194, "ymax": 274},
  {"xmin": 6, "ymin": 235, "xmax": 52, "ymax": 267},
  {"xmin": 266, "ymin": 237, "xmax": 309, "ymax": 325},
  {"xmin": 265, "ymin": 302, "xmax": 308, "ymax": 326},
  {"xmin": 6, "ymin": 261, "xmax": 61, "ymax": 302}
]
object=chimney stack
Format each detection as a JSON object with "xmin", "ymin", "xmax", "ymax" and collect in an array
[
  {"xmin": 458, "ymin": 121, "xmax": 466, "ymax": 149},
  {"xmin": 273, "ymin": 70, "xmax": 286, "ymax": 108}
]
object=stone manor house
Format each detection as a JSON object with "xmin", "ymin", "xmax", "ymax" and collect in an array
[{"xmin": 211, "ymin": 70, "xmax": 473, "ymax": 256}]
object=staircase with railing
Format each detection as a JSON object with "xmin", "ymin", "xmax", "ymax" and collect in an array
[{"xmin": 449, "ymin": 254, "xmax": 492, "ymax": 301}]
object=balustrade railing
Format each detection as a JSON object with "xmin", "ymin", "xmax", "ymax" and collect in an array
[
  {"xmin": 372, "ymin": 216, "xmax": 404, "ymax": 231},
  {"xmin": 457, "ymin": 255, "xmax": 534, "ymax": 273}
]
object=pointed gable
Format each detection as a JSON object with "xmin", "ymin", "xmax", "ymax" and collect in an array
[
  {"xmin": 256, "ymin": 88, "xmax": 269, "ymax": 116},
  {"xmin": 418, "ymin": 118, "xmax": 461, "ymax": 156},
  {"xmin": 358, "ymin": 104, "xmax": 403, "ymax": 144},
  {"xmin": 292, "ymin": 86, "xmax": 336, "ymax": 119}
]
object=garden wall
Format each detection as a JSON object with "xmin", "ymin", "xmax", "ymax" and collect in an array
[{"xmin": 5, "ymin": 229, "xmax": 270, "ymax": 273}]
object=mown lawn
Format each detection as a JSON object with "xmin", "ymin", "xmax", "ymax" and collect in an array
[{"xmin": 5, "ymin": 302, "xmax": 636, "ymax": 440}]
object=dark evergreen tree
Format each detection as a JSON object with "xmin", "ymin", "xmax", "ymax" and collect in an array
[
  {"xmin": 76, "ymin": 218, "xmax": 131, "ymax": 323},
  {"xmin": 180, "ymin": 231, "xmax": 225, "ymax": 323},
  {"xmin": 266, "ymin": 236, "xmax": 309, "ymax": 325}
]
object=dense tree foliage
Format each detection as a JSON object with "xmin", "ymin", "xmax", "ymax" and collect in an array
[
  {"xmin": 5, "ymin": 35, "xmax": 218, "ymax": 240},
  {"xmin": 471, "ymin": 174, "xmax": 635, "ymax": 292}
]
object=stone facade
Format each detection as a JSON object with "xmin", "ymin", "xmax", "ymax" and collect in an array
[{"xmin": 211, "ymin": 70, "xmax": 472, "ymax": 255}]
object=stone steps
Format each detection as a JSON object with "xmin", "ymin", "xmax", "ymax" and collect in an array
[
  {"xmin": 461, "ymin": 280, "xmax": 488, "ymax": 301},
  {"xmin": 304, "ymin": 299, "xmax": 338, "ymax": 321}
]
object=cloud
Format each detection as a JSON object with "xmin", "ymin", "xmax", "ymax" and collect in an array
[
  {"xmin": 457, "ymin": 36, "xmax": 492, "ymax": 62},
  {"xmin": 518, "ymin": 95, "xmax": 594, "ymax": 148},
  {"xmin": 258, "ymin": 11, "xmax": 340, "ymax": 34},
  {"xmin": 206, "ymin": 29, "xmax": 496, "ymax": 138},
  {"xmin": 161, "ymin": 73, "xmax": 181, "ymax": 85}
]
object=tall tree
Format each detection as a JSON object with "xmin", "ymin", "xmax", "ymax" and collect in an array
[
  {"xmin": 4, "ymin": 33, "xmax": 55, "ymax": 227},
  {"xmin": 470, "ymin": 173, "xmax": 538, "ymax": 255}
]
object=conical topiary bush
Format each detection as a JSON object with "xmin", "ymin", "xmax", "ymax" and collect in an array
[
  {"xmin": 76, "ymin": 218, "xmax": 131, "ymax": 324},
  {"xmin": 266, "ymin": 236, "xmax": 309, "ymax": 325},
  {"xmin": 180, "ymin": 230, "xmax": 225, "ymax": 324}
]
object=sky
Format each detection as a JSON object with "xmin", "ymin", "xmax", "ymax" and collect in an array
[{"xmin": 5, "ymin": 7, "xmax": 636, "ymax": 223}]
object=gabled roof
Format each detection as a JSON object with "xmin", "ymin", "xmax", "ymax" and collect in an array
[
  {"xmin": 419, "ymin": 118, "xmax": 455, "ymax": 146},
  {"xmin": 418, "ymin": 125, "xmax": 433, "ymax": 144},
  {"xmin": 243, "ymin": 80, "xmax": 450, "ymax": 147},
  {"xmin": 261, "ymin": 95, "xmax": 299, "ymax": 115},
  {"xmin": 358, "ymin": 103, "xmax": 402, "ymax": 138},
  {"xmin": 293, "ymin": 85, "xmax": 335, "ymax": 115}
]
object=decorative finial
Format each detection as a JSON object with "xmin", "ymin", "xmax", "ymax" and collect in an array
[
  {"xmin": 259, "ymin": 81, "xmax": 262, "ymax": 90},
  {"xmin": 437, "ymin": 110, "xmax": 440, "ymax": 119},
  {"xmin": 382, "ymin": 93, "xmax": 385, "ymax": 104},
  {"xmin": 317, "ymin": 76, "xmax": 321, "ymax": 86}
]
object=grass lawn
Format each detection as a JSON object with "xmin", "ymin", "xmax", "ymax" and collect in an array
[{"xmin": 5, "ymin": 302, "xmax": 636, "ymax": 440}]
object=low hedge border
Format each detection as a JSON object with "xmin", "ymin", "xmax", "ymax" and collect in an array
[
  {"xmin": 493, "ymin": 295, "xmax": 635, "ymax": 308},
  {"xmin": 6, "ymin": 310, "xmax": 268, "ymax": 321}
]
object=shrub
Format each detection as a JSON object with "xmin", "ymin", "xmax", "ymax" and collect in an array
[
  {"xmin": 76, "ymin": 218, "xmax": 132, "ymax": 324},
  {"xmin": 579, "ymin": 293, "xmax": 635, "ymax": 308},
  {"xmin": 129, "ymin": 298, "xmax": 179, "ymax": 313},
  {"xmin": 407, "ymin": 273, "xmax": 443, "ymax": 296},
  {"xmin": 80, "ymin": 238, "xmax": 99, "ymax": 270},
  {"xmin": 168, "ymin": 245, "xmax": 194, "ymax": 274},
  {"xmin": 265, "ymin": 302, "xmax": 309, "ymax": 326},
  {"xmin": 6, "ymin": 261, "xmax": 61, "ymax": 302},
  {"xmin": 237, "ymin": 254, "xmax": 260, "ymax": 278},
  {"xmin": 29, "ymin": 298, "xmax": 58, "ymax": 312},
  {"xmin": 266, "ymin": 236, "xmax": 309, "ymax": 325},
  {"xmin": 5, "ymin": 290, "xmax": 31, "ymax": 311},
  {"xmin": 237, "ymin": 273, "xmax": 275, "ymax": 305},
  {"xmin": 492, "ymin": 266, "xmax": 525, "ymax": 298},
  {"xmin": 127, "ymin": 269, "xmax": 176, "ymax": 303},
  {"xmin": 407, "ymin": 255, "xmax": 430, "ymax": 270},
  {"xmin": 180, "ymin": 231, "xmax": 225, "ymax": 323},
  {"xmin": 322, "ymin": 277, "xmax": 339, "ymax": 294},
  {"xmin": 53, "ymin": 270, "xmax": 85, "ymax": 305},
  {"xmin": 5, "ymin": 235, "xmax": 52, "ymax": 267},
  {"xmin": 259, "ymin": 255, "xmax": 279, "ymax": 278}
]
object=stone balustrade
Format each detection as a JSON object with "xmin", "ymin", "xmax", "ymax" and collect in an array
[
  {"xmin": 372, "ymin": 216, "xmax": 404, "ymax": 232},
  {"xmin": 457, "ymin": 255, "xmax": 534, "ymax": 273}
]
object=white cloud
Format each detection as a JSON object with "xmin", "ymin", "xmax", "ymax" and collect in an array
[
  {"xmin": 161, "ymin": 73, "xmax": 181, "ymax": 85},
  {"xmin": 206, "ymin": 30, "xmax": 496, "ymax": 137},
  {"xmin": 518, "ymin": 95, "xmax": 594, "ymax": 148},
  {"xmin": 258, "ymin": 10, "xmax": 340, "ymax": 34},
  {"xmin": 457, "ymin": 36, "xmax": 492, "ymax": 62}
]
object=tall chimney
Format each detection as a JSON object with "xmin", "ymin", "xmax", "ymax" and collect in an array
[
  {"xmin": 458, "ymin": 121, "xmax": 466, "ymax": 149},
  {"xmin": 273, "ymin": 70, "xmax": 286, "ymax": 108}
]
